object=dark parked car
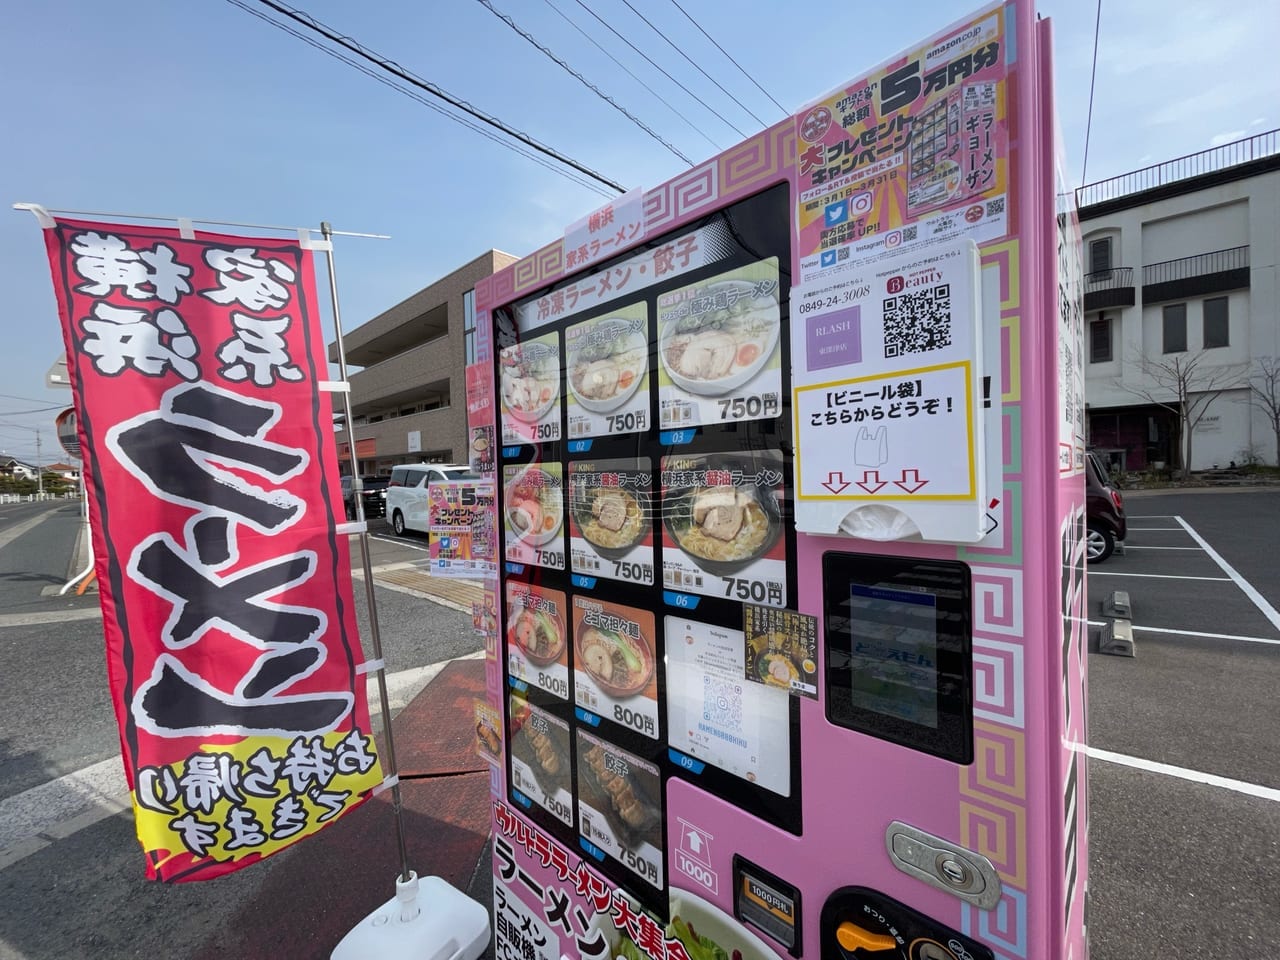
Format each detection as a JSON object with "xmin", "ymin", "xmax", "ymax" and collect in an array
[
  {"xmin": 340, "ymin": 475, "xmax": 389, "ymax": 521},
  {"xmin": 1085, "ymin": 453, "xmax": 1126, "ymax": 563}
]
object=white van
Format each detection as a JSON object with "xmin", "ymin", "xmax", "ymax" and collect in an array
[{"xmin": 385, "ymin": 462, "xmax": 479, "ymax": 536}]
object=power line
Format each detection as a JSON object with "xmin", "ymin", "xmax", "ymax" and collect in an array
[
  {"xmin": 0, "ymin": 405, "xmax": 64, "ymax": 416},
  {"xmin": 666, "ymin": 0, "xmax": 787, "ymax": 116},
  {"xmin": 1081, "ymin": 0, "xmax": 1103, "ymax": 185},
  {"xmin": 236, "ymin": 0, "xmax": 625, "ymax": 194},
  {"xmin": 617, "ymin": 0, "xmax": 768, "ymax": 129},
  {"xmin": 244, "ymin": 0, "xmax": 623, "ymax": 193},
  {"xmin": 540, "ymin": 0, "xmax": 724, "ymax": 154},
  {"xmin": 228, "ymin": 0, "xmax": 615, "ymax": 198},
  {"xmin": 0, "ymin": 391, "xmax": 59, "ymax": 405},
  {"xmin": 475, "ymin": 0, "xmax": 693, "ymax": 166},
  {"xmin": 568, "ymin": 0, "xmax": 747, "ymax": 140}
]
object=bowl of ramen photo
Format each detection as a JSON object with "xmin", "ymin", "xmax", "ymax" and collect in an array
[
  {"xmin": 750, "ymin": 631, "xmax": 806, "ymax": 690},
  {"xmin": 506, "ymin": 601, "xmax": 565, "ymax": 667},
  {"xmin": 505, "ymin": 467, "xmax": 564, "ymax": 547},
  {"xmin": 658, "ymin": 278, "xmax": 780, "ymax": 397},
  {"xmin": 569, "ymin": 476, "xmax": 650, "ymax": 560},
  {"xmin": 567, "ymin": 316, "xmax": 647, "ymax": 413},
  {"xmin": 575, "ymin": 619, "xmax": 654, "ymax": 699},
  {"xmin": 500, "ymin": 341, "xmax": 560, "ymax": 423},
  {"xmin": 662, "ymin": 457, "xmax": 782, "ymax": 577}
]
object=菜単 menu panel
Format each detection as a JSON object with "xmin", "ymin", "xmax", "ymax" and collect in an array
[
  {"xmin": 571, "ymin": 595, "xmax": 659, "ymax": 740},
  {"xmin": 576, "ymin": 729, "xmax": 664, "ymax": 891},
  {"xmin": 660, "ymin": 450, "xmax": 789, "ymax": 608},
  {"xmin": 503, "ymin": 462, "xmax": 566, "ymax": 572},
  {"xmin": 568, "ymin": 458, "xmax": 655, "ymax": 587},
  {"xmin": 656, "ymin": 259, "xmax": 784, "ymax": 431},
  {"xmin": 564, "ymin": 303, "xmax": 651, "ymax": 441},
  {"xmin": 509, "ymin": 694, "xmax": 574, "ymax": 826},
  {"xmin": 505, "ymin": 580, "xmax": 570, "ymax": 702},
  {"xmin": 500, "ymin": 330, "xmax": 561, "ymax": 445}
]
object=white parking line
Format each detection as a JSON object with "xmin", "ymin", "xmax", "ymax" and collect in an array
[
  {"xmin": 1120, "ymin": 546, "xmax": 1202, "ymax": 551},
  {"xmin": 1088, "ymin": 572, "xmax": 1231, "ymax": 581},
  {"xmin": 1123, "ymin": 527, "xmax": 1189, "ymax": 531},
  {"xmin": 1078, "ymin": 745, "xmax": 1280, "ymax": 803},
  {"xmin": 1134, "ymin": 624, "xmax": 1280, "ymax": 648},
  {"xmin": 1176, "ymin": 516, "xmax": 1280, "ymax": 634},
  {"xmin": 1086, "ymin": 620, "xmax": 1280, "ymax": 648}
]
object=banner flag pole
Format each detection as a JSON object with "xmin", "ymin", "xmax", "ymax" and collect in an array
[
  {"xmin": 319, "ymin": 220, "xmax": 413, "ymax": 882},
  {"xmin": 321, "ymin": 221, "xmax": 490, "ymax": 960}
]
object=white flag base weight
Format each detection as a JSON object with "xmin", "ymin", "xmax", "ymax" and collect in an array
[{"xmin": 331, "ymin": 871, "xmax": 490, "ymax": 960}]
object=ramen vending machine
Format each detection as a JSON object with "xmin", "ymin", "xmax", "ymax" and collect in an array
[{"xmin": 468, "ymin": 2, "xmax": 1089, "ymax": 958}]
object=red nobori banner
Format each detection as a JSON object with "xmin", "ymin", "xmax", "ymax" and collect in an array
[{"xmin": 40, "ymin": 219, "xmax": 383, "ymax": 881}]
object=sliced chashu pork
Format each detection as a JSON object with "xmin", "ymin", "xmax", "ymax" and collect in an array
[
  {"xmin": 592, "ymin": 491, "xmax": 629, "ymax": 532},
  {"xmin": 692, "ymin": 486, "xmax": 745, "ymax": 542}
]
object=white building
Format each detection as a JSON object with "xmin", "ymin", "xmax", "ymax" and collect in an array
[
  {"xmin": 0, "ymin": 458, "xmax": 38, "ymax": 480},
  {"xmin": 1078, "ymin": 129, "xmax": 1279, "ymax": 471}
]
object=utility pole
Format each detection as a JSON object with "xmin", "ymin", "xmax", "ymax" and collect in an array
[{"xmin": 36, "ymin": 428, "xmax": 43, "ymax": 497}]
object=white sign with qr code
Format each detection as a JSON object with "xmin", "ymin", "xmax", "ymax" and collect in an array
[{"xmin": 789, "ymin": 238, "xmax": 987, "ymax": 543}]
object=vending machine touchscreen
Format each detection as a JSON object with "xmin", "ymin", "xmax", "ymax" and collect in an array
[{"xmin": 822, "ymin": 553, "xmax": 973, "ymax": 764}]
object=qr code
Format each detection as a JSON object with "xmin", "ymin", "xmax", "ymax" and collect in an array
[
  {"xmin": 883, "ymin": 284, "xmax": 952, "ymax": 358},
  {"xmin": 902, "ymin": 225, "xmax": 918, "ymax": 241},
  {"xmin": 986, "ymin": 197, "xmax": 1006, "ymax": 216},
  {"xmin": 702, "ymin": 675, "xmax": 743, "ymax": 732}
]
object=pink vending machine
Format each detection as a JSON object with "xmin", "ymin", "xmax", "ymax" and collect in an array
[{"xmin": 468, "ymin": 2, "xmax": 1089, "ymax": 958}]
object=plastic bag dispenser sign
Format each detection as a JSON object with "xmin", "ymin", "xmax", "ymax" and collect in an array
[{"xmin": 791, "ymin": 237, "xmax": 986, "ymax": 543}]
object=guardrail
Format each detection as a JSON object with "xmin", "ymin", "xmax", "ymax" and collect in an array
[
  {"xmin": 1142, "ymin": 246, "xmax": 1250, "ymax": 286},
  {"xmin": 1077, "ymin": 129, "xmax": 1278, "ymax": 208},
  {"xmin": 1084, "ymin": 267, "xmax": 1134, "ymax": 292}
]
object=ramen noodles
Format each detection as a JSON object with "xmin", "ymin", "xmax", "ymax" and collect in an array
[
  {"xmin": 577, "ymin": 486, "xmax": 645, "ymax": 550},
  {"xmin": 569, "ymin": 320, "xmax": 645, "ymax": 405},
  {"xmin": 508, "ymin": 607, "xmax": 563, "ymax": 664},
  {"xmin": 577, "ymin": 623, "xmax": 652, "ymax": 696},
  {"xmin": 667, "ymin": 485, "xmax": 772, "ymax": 563}
]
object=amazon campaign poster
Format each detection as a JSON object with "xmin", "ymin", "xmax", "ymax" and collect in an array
[
  {"xmin": 39, "ymin": 219, "xmax": 383, "ymax": 881},
  {"xmin": 793, "ymin": 3, "xmax": 1011, "ymax": 279}
]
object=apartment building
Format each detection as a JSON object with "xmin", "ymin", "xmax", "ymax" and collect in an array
[
  {"xmin": 329, "ymin": 249, "xmax": 519, "ymax": 475},
  {"xmin": 1078, "ymin": 129, "xmax": 1279, "ymax": 471}
]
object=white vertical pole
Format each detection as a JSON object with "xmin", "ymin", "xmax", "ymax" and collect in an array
[{"xmin": 320, "ymin": 221, "xmax": 412, "ymax": 883}]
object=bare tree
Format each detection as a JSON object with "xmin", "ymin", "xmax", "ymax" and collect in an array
[
  {"xmin": 1247, "ymin": 356, "xmax": 1280, "ymax": 466},
  {"xmin": 1118, "ymin": 349, "xmax": 1246, "ymax": 480}
]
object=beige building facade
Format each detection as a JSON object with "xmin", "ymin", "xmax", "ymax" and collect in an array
[
  {"xmin": 1078, "ymin": 129, "xmax": 1280, "ymax": 470},
  {"xmin": 329, "ymin": 249, "xmax": 519, "ymax": 475}
]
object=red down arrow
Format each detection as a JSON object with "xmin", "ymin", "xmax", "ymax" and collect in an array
[
  {"xmin": 894, "ymin": 469, "xmax": 929, "ymax": 493},
  {"xmin": 856, "ymin": 470, "xmax": 887, "ymax": 494},
  {"xmin": 823, "ymin": 471, "xmax": 851, "ymax": 494}
]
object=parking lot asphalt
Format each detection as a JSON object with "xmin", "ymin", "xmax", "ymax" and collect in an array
[
  {"xmin": 1085, "ymin": 488, "xmax": 1280, "ymax": 959},
  {"xmin": 4, "ymin": 496, "xmax": 1276, "ymax": 957}
]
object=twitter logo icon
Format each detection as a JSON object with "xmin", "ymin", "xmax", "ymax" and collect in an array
[{"xmin": 824, "ymin": 200, "xmax": 849, "ymax": 226}]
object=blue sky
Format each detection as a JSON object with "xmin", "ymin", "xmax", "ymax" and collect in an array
[{"xmin": 1, "ymin": 0, "xmax": 1275, "ymax": 465}]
